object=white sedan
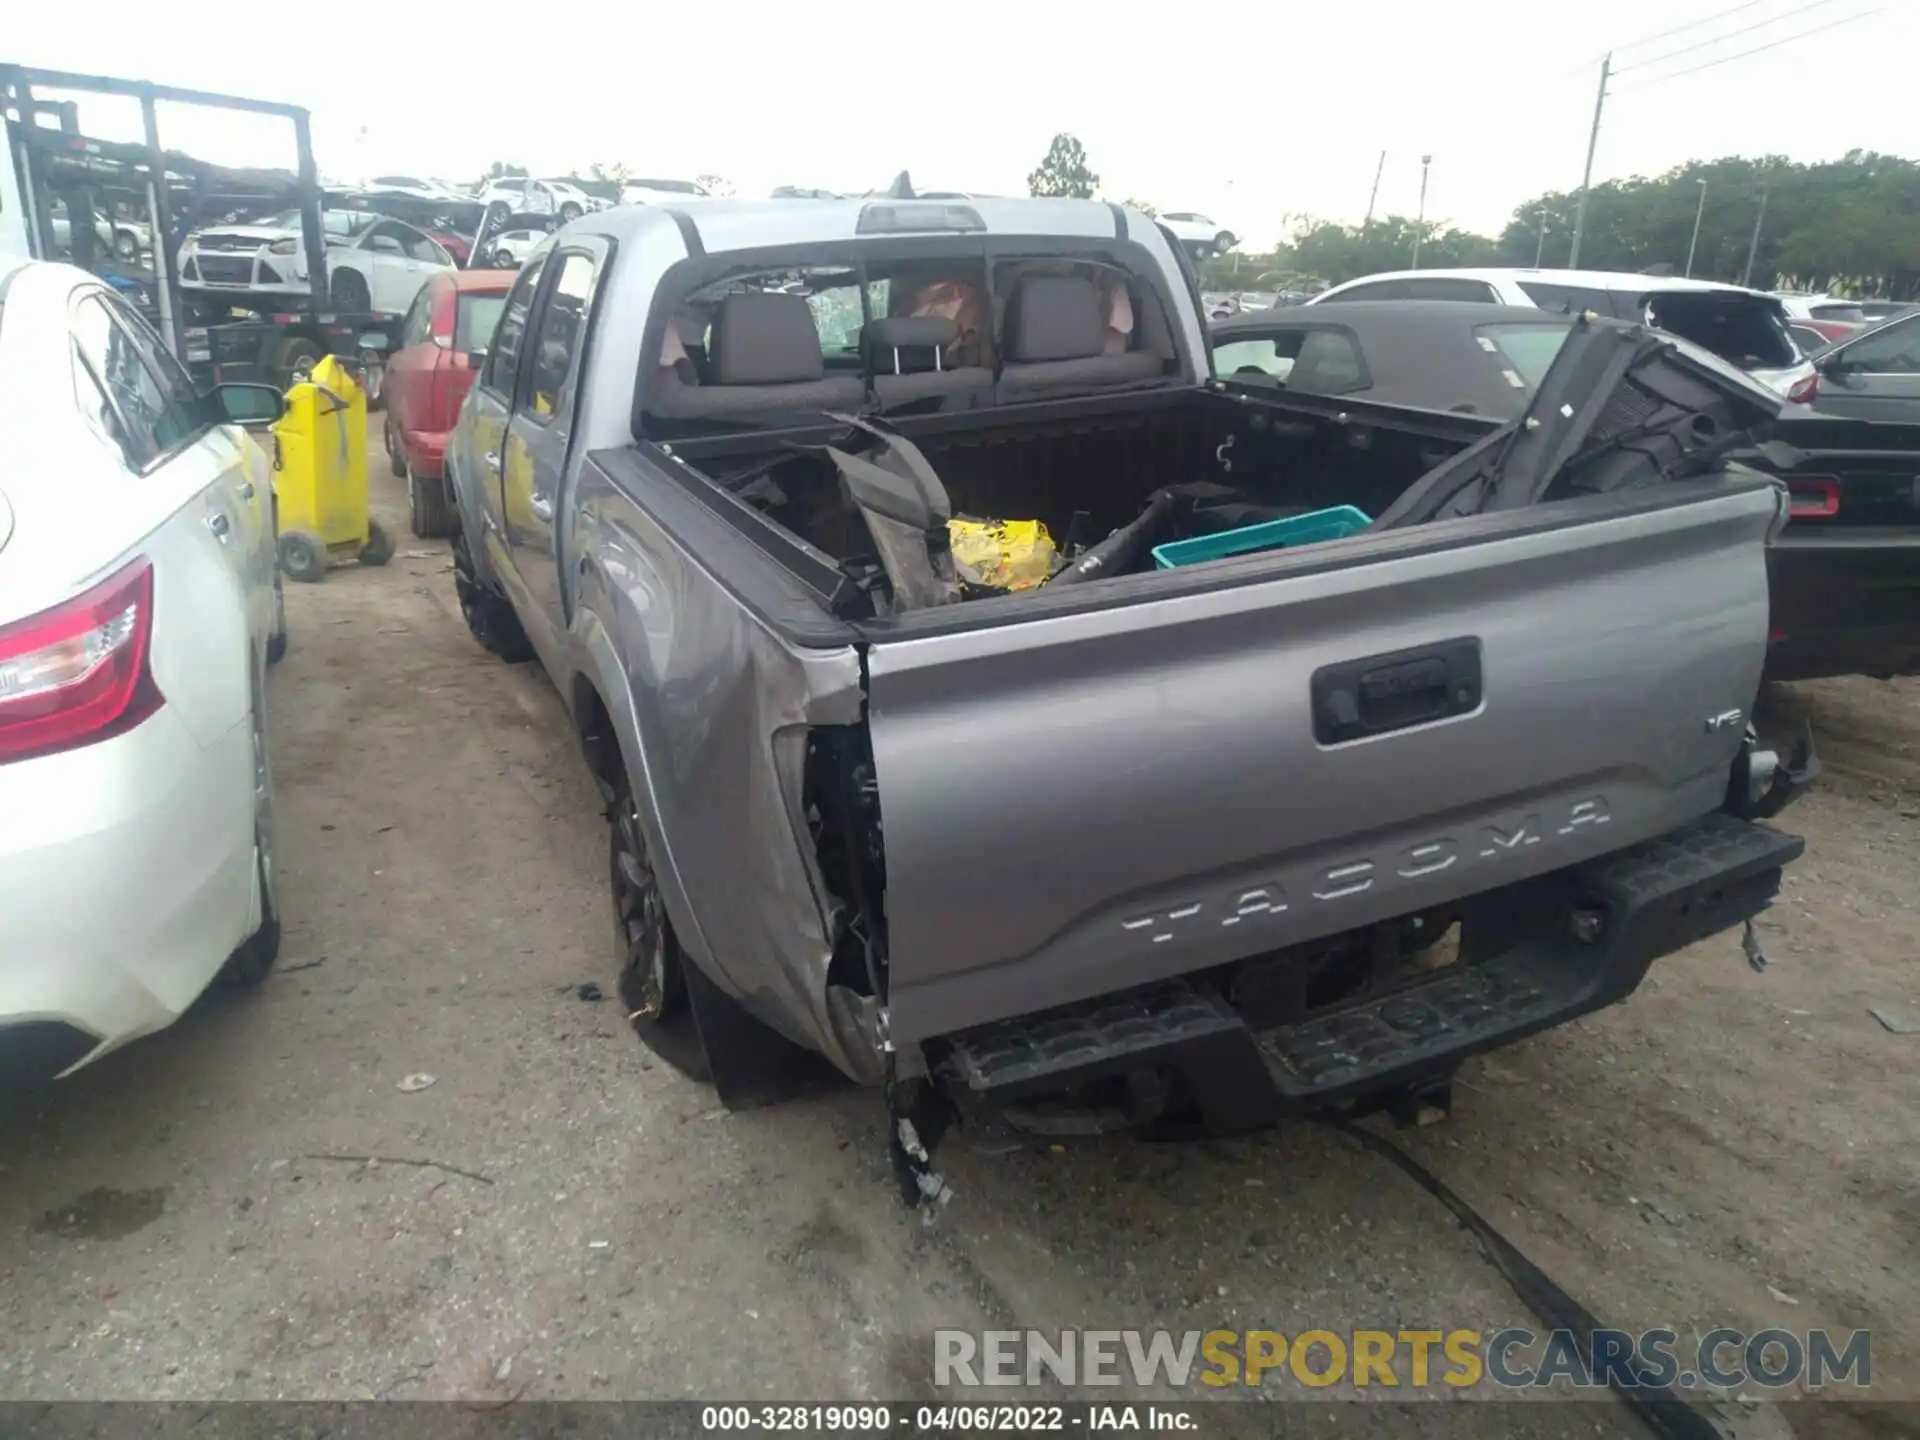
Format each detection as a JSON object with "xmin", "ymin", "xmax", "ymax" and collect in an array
[
  {"xmin": 180, "ymin": 209, "xmax": 454, "ymax": 316},
  {"xmin": 0, "ymin": 258, "xmax": 288, "ymax": 1083}
]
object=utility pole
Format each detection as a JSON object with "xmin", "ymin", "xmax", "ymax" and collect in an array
[
  {"xmin": 1534, "ymin": 213, "xmax": 1550, "ymax": 267},
  {"xmin": 1567, "ymin": 53, "xmax": 1610, "ymax": 269},
  {"xmin": 1741, "ymin": 180, "xmax": 1770, "ymax": 288},
  {"xmin": 1684, "ymin": 179, "xmax": 1708, "ymax": 278},
  {"xmin": 1411, "ymin": 154, "xmax": 1432, "ymax": 268},
  {"xmin": 1363, "ymin": 150, "xmax": 1386, "ymax": 226}
]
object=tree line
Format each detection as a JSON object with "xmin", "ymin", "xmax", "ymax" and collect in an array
[{"xmin": 1024, "ymin": 135, "xmax": 1920, "ymax": 300}]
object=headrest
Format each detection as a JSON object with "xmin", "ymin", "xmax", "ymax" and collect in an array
[
  {"xmin": 866, "ymin": 315, "xmax": 959, "ymax": 351},
  {"xmin": 711, "ymin": 292, "xmax": 824, "ymax": 385},
  {"xmin": 1006, "ymin": 275, "xmax": 1107, "ymax": 362}
]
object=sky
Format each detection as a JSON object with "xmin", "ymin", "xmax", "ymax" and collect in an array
[{"xmin": 9, "ymin": 0, "xmax": 1913, "ymax": 248}]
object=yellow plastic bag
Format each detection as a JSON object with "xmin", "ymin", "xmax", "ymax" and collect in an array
[{"xmin": 948, "ymin": 517, "xmax": 1057, "ymax": 592}]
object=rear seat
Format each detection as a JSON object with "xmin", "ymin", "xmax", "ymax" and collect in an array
[
  {"xmin": 650, "ymin": 292, "xmax": 866, "ymax": 417},
  {"xmin": 998, "ymin": 274, "xmax": 1163, "ymax": 401},
  {"xmin": 865, "ymin": 315, "xmax": 991, "ymax": 409}
]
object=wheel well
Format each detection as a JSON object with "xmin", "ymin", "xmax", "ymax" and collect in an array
[{"xmin": 573, "ymin": 677, "xmax": 620, "ymax": 802}]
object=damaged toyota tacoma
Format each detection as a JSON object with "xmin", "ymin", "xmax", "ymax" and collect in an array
[{"xmin": 445, "ymin": 198, "xmax": 1814, "ymax": 1199}]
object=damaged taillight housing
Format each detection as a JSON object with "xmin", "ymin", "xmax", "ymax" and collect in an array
[
  {"xmin": 0, "ymin": 557, "xmax": 161, "ymax": 765},
  {"xmin": 1786, "ymin": 374, "xmax": 1819, "ymax": 406},
  {"xmin": 1787, "ymin": 476, "xmax": 1840, "ymax": 519}
]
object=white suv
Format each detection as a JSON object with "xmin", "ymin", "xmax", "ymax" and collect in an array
[
  {"xmin": 1305, "ymin": 266, "xmax": 1812, "ymax": 403},
  {"xmin": 619, "ymin": 178, "xmax": 711, "ymax": 206},
  {"xmin": 1159, "ymin": 212, "xmax": 1238, "ymax": 256},
  {"xmin": 476, "ymin": 178, "xmax": 600, "ymax": 221},
  {"xmin": 1309, "ymin": 267, "xmax": 1817, "ymax": 402}
]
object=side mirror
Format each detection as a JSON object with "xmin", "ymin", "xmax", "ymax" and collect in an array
[
  {"xmin": 214, "ymin": 382, "xmax": 285, "ymax": 425},
  {"xmin": 466, "ymin": 350, "xmax": 486, "ymax": 370}
]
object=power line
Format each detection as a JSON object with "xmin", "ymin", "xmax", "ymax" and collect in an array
[
  {"xmin": 1613, "ymin": 0, "xmax": 1845, "ymax": 74},
  {"xmin": 1563, "ymin": 0, "xmax": 1767, "ymax": 72},
  {"xmin": 1611, "ymin": 7, "xmax": 1880, "ymax": 91},
  {"xmin": 1611, "ymin": 0, "xmax": 1771, "ymax": 54}
]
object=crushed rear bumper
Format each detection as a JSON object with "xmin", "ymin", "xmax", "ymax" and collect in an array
[{"xmin": 934, "ymin": 812, "xmax": 1803, "ymax": 1132}]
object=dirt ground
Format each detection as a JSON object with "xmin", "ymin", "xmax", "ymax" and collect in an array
[{"xmin": 1, "ymin": 443, "xmax": 1915, "ymax": 1434}]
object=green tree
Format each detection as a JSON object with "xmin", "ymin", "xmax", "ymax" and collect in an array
[
  {"xmin": 696, "ymin": 174, "xmax": 736, "ymax": 198},
  {"xmin": 1286, "ymin": 215, "xmax": 1502, "ymax": 284},
  {"xmin": 484, "ymin": 161, "xmax": 528, "ymax": 180},
  {"xmin": 1122, "ymin": 197, "xmax": 1158, "ymax": 216},
  {"xmin": 1028, "ymin": 134, "xmax": 1099, "ymax": 199}
]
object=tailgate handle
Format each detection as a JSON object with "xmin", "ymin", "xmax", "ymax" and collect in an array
[{"xmin": 1313, "ymin": 637, "xmax": 1482, "ymax": 745}]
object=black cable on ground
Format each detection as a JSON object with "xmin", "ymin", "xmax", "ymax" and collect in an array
[{"xmin": 1312, "ymin": 1114, "xmax": 1726, "ymax": 1440}]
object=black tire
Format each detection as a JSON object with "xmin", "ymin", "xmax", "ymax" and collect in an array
[
  {"xmin": 266, "ymin": 571, "xmax": 288, "ymax": 664},
  {"xmin": 278, "ymin": 529, "xmax": 327, "ymax": 583},
  {"xmin": 219, "ymin": 699, "xmax": 280, "ymax": 987},
  {"xmin": 114, "ymin": 229, "xmax": 139, "ymax": 261},
  {"xmin": 358, "ymin": 518, "xmax": 394, "ymax": 566},
  {"xmin": 407, "ymin": 464, "xmax": 456, "ymax": 539},
  {"xmin": 359, "ymin": 349, "xmax": 386, "ymax": 412},
  {"xmin": 274, "ymin": 337, "xmax": 325, "ymax": 391},
  {"xmin": 558, "ymin": 202, "xmax": 582, "ymax": 223},
  {"xmin": 451, "ymin": 526, "xmax": 534, "ymax": 662},
  {"xmin": 329, "ymin": 267, "xmax": 370, "ymax": 312},
  {"xmin": 610, "ymin": 769, "xmax": 707, "ymax": 1077},
  {"xmin": 384, "ymin": 418, "xmax": 406, "ymax": 478},
  {"xmin": 1214, "ymin": 230, "xmax": 1236, "ymax": 253},
  {"xmin": 490, "ymin": 248, "xmax": 514, "ymax": 270}
]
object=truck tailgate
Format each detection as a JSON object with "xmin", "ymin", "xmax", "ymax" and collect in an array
[{"xmin": 865, "ymin": 481, "xmax": 1783, "ymax": 1044}]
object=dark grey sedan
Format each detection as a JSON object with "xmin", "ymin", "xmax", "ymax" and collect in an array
[{"xmin": 1209, "ymin": 300, "xmax": 1572, "ymax": 419}]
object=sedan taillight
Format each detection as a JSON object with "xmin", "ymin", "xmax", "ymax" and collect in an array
[
  {"xmin": 1788, "ymin": 477, "xmax": 1841, "ymax": 519},
  {"xmin": 0, "ymin": 558, "xmax": 161, "ymax": 765},
  {"xmin": 1786, "ymin": 374, "xmax": 1819, "ymax": 405}
]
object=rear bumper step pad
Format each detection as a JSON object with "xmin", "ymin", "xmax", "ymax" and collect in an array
[{"xmin": 936, "ymin": 813, "xmax": 1804, "ymax": 1132}]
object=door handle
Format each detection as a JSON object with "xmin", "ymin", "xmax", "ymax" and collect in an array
[
  {"xmin": 1312, "ymin": 637, "xmax": 1482, "ymax": 745},
  {"xmin": 483, "ymin": 451, "xmax": 502, "ymax": 472},
  {"xmin": 208, "ymin": 512, "xmax": 232, "ymax": 542},
  {"xmin": 528, "ymin": 493, "xmax": 554, "ymax": 522},
  {"xmin": 238, "ymin": 480, "xmax": 255, "ymax": 500}
]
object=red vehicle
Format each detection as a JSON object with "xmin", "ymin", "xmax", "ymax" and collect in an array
[
  {"xmin": 428, "ymin": 228, "xmax": 474, "ymax": 266},
  {"xmin": 383, "ymin": 270, "xmax": 514, "ymax": 537}
]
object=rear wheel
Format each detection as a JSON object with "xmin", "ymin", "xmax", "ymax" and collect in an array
[
  {"xmin": 1213, "ymin": 230, "xmax": 1236, "ymax": 254},
  {"xmin": 266, "ymin": 570, "xmax": 288, "ymax": 664},
  {"xmin": 384, "ymin": 418, "xmax": 406, "ymax": 478},
  {"xmin": 611, "ymin": 771, "xmax": 704, "ymax": 1077},
  {"xmin": 219, "ymin": 698, "xmax": 280, "ymax": 987},
  {"xmin": 407, "ymin": 463, "xmax": 455, "ymax": 539},
  {"xmin": 113, "ymin": 229, "xmax": 139, "ymax": 261},
  {"xmin": 452, "ymin": 526, "xmax": 534, "ymax": 662},
  {"xmin": 558, "ymin": 202, "xmax": 583, "ymax": 223}
]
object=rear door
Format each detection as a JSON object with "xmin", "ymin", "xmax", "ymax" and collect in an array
[
  {"xmin": 450, "ymin": 254, "xmax": 544, "ymax": 591},
  {"xmin": 359, "ymin": 222, "xmax": 424, "ymax": 313},
  {"xmin": 384, "ymin": 283, "xmax": 440, "ymax": 447},
  {"xmin": 498, "ymin": 243, "xmax": 604, "ymax": 672},
  {"xmin": 69, "ymin": 287, "xmax": 258, "ymax": 743},
  {"xmin": 1813, "ymin": 314, "xmax": 1920, "ymax": 422}
]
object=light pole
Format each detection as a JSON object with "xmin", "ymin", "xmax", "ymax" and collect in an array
[
  {"xmin": 1684, "ymin": 179, "xmax": 1708, "ymax": 278},
  {"xmin": 1741, "ymin": 180, "xmax": 1771, "ymax": 288},
  {"xmin": 1568, "ymin": 53, "xmax": 1611, "ymax": 269},
  {"xmin": 1534, "ymin": 212, "xmax": 1550, "ymax": 267},
  {"xmin": 1411, "ymin": 153, "xmax": 1432, "ymax": 268},
  {"xmin": 1363, "ymin": 149, "xmax": 1386, "ymax": 227}
]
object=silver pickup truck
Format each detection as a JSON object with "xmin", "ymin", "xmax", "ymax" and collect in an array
[{"xmin": 445, "ymin": 198, "xmax": 1813, "ymax": 1198}]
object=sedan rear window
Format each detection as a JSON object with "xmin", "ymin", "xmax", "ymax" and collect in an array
[
  {"xmin": 1810, "ymin": 302, "xmax": 1867, "ymax": 324},
  {"xmin": 1474, "ymin": 321, "xmax": 1573, "ymax": 389},
  {"xmin": 456, "ymin": 293, "xmax": 509, "ymax": 354}
]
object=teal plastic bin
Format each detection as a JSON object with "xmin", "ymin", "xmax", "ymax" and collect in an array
[{"xmin": 1152, "ymin": 504, "xmax": 1372, "ymax": 570}]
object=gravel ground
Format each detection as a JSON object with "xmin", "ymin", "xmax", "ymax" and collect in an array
[{"xmin": 0, "ymin": 448, "xmax": 1914, "ymax": 1435}]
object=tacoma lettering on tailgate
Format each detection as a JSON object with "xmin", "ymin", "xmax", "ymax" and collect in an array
[{"xmin": 1119, "ymin": 796, "xmax": 1611, "ymax": 946}]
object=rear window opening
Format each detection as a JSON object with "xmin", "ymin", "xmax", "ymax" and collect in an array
[{"xmin": 1643, "ymin": 292, "xmax": 1796, "ymax": 372}]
